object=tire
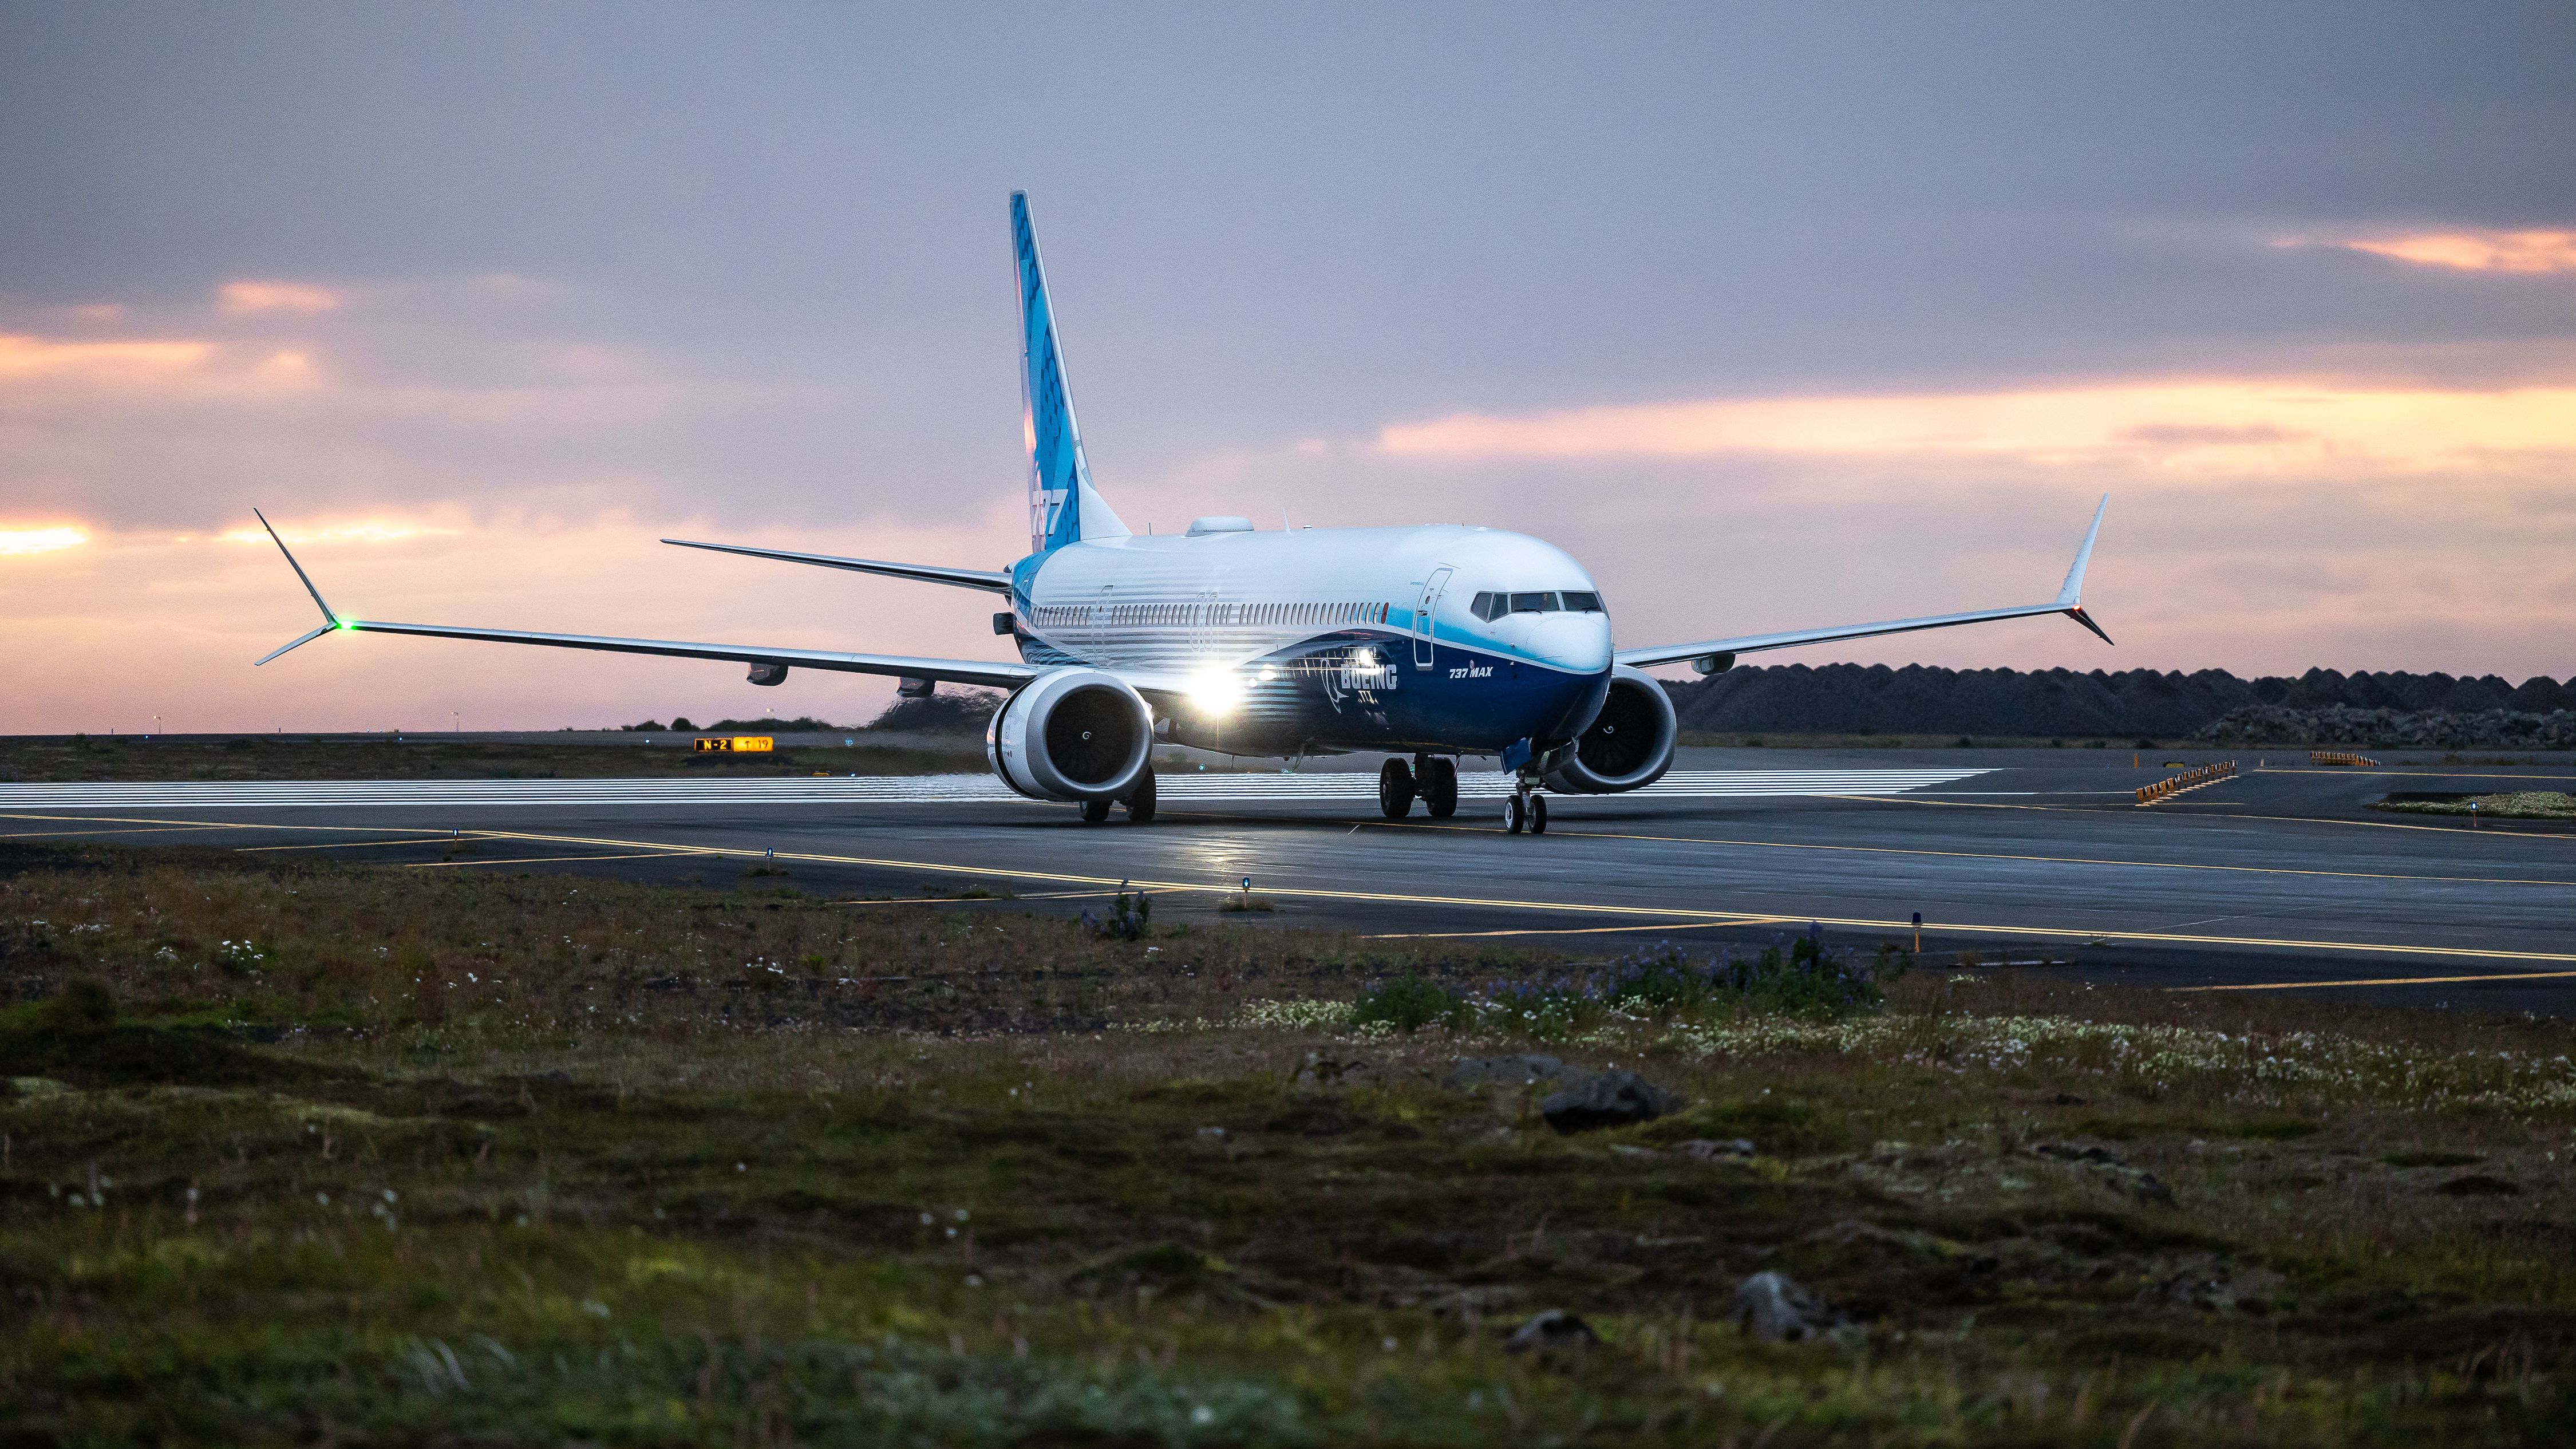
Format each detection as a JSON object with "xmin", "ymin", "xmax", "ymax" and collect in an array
[
  {"xmin": 1504, "ymin": 793, "xmax": 1526, "ymax": 834},
  {"xmin": 1378, "ymin": 757, "xmax": 1416, "ymax": 819},
  {"xmin": 1422, "ymin": 756, "xmax": 1459, "ymax": 818},
  {"xmin": 1530, "ymin": 794, "xmax": 1548, "ymax": 834},
  {"xmin": 1124, "ymin": 767, "xmax": 1157, "ymax": 824},
  {"xmin": 1081, "ymin": 798, "xmax": 1113, "ymax": 823}
]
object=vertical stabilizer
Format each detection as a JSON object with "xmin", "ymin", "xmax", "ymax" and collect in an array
[{"xmin": 1013, "ymin": 191, "xmax": 1129, "ymax": 554}]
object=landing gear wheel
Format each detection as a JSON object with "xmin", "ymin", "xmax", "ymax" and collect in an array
[
  {"xmin": 1123, "ymin": 767, "xmax": 1157, "ymax": 824},
  {"xmin": 1378, "ymin": 757, "xmax": 1417, "ymax": 819},
  {"xmin": 1420, "ymin": 756, "xmax": 1459, "ymax": 818},
  {"xmin": 1530, "ymin": 793, "xmax": 1548, "ymax": 835},
  {"xmin": 1504, "ymin": 793, "xmax": 1526, "ymax": 834},
  {"xmin": 1080, "ymin": 798, "xmax": 1113, "ymax": 824}
]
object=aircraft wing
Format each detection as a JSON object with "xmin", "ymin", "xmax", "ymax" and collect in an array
[
  {"xmin": 1616, "ymin": 496, "xmax": 2111, "ymax": 670},
  {"xmin": 660, "ymin": 538, "xmax": 1013, "ymax": 594},
  {"xmin": 250, "ymin": 512, "xmax": 1038, "ymax": 690}
]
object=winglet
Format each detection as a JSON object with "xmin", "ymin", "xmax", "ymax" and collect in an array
[
  {"xmin": 2055, "ymin": 495, "xmax": 2113, "ymax": 644},
  {"xmin": 252, "ymin": 509, "xmax": 343, "ymax": 665}
]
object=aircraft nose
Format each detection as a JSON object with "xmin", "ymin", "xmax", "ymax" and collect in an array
[{"xmin": 1528, "ymin": 612, "xmax": 1612, "ymax": 674}]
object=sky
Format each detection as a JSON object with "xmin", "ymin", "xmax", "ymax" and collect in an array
[{"xmin": 3, "ymin": 1, "xmax": 2573, "ymax": 734}]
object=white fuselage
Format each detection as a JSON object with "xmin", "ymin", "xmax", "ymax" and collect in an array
[{"xmin": 1010, "ymin": 523, "xmax": 1615, "ymax": 756}]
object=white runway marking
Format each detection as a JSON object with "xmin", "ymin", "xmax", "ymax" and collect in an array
[{"xmin": 0, "ymin": 768, "xmax": 1989, "ymax": 810}]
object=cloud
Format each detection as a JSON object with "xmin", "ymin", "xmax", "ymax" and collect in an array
[
  {"xmin": 0, "ymin": 526, "xmax": 87, "ymax": 556},
  {"xmin": 218, "ymin": 280, "xmax": 346, "ymax": 315},
  {"xmin": 0, "ymin": 334, "xmax": 214, "ymax": 380},
  {"xmin": 216, "ymin": 519, "xmax": 455, "ymax": 546},
  {"xmin": 2335, "ymin": 229, "xmax": 2576, "ymax": 275},
  {"xmin": 1373, "ymin": 378, "xmax": 2576, "ymax": 473}
]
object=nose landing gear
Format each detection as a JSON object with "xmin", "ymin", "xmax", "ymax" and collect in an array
[{"xmin": 1504, "ymin": 782, "xmax": 1548, "ymax": 835}]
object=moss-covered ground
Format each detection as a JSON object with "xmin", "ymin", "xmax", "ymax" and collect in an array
[{"xmin": 5, "ymin": 840, "xmax": 2574, "ymax": 1445}]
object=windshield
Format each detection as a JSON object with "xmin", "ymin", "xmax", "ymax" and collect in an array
[{"xmin": 1469, "ymin": 590, "xmax": 1605, "ymax": 621}]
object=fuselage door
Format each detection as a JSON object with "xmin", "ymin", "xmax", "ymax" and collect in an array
[{"xmin": 1412, "ymin": 566, "xmax": 1453, "ymax": 669}]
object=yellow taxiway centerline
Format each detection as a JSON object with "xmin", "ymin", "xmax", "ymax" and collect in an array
[
  {"xmin": 2178, "ymin": 969, "xmax": 2576, "ymax": 992},
  {"xmin": 1816, "ymin": 791, "xmax": 2576, "ymax": 840},
  {"xmin": 1366, "ymin": 917, "xmax": 1798, "ymax": 941},
  {"xmin": 1358, "ymin": 819, "xmax": 2576, "ymax": 890},
  {"xmin": 406, "ymin": 850, "xmax": 702, "ymax": 869}
]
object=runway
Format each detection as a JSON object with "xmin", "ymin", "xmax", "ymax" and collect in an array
[
  {"xmin": 6, "ymin": 749, "xmax": 2573, "ymax": 1009},
  {"xmin": 0, "ymin": 766, "xmax": 1993, "ymax": 808}
]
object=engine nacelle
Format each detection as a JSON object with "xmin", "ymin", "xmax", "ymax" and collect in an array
[
  {"xmin": 1541, "ymin": 665, "xmax": 1676, "ymax": 794},
  {"xmin": 985, "ymin": 667, "xmax": 1154, "ymax": 803}
]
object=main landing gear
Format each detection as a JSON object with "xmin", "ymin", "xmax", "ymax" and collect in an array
[
  {"xmin": 1081, "ymin": 767, "xmax": 1157, "ymax": 824},
  {"xmin": 1377, "ymin": 756, "xmax": 1459, "ymax": 820},
  {"xmin": 1503, "ymin": 785, "xmax": 1548, "ymax": 835}
]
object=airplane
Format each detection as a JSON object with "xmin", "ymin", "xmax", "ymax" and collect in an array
[{"xmin": 256, "ymin": 191, "xmax": 2111, "ymax": 835}]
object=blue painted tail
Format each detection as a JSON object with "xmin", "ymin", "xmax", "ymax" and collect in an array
[{"xmin": 1014, "ymin": 192, "xmax": 1128, "ymax": 554}]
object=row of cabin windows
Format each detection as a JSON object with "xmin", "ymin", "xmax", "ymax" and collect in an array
[
  {"xmin": 1029, "ymin": 601, "xmax": 1394, "ymax": 629},
  {"xmin": 1468, "ymin": 590, "xmax": 1605, "ymax": 622}
]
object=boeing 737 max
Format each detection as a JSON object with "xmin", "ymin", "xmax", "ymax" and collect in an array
[{"xmin": 257, "ymin": 192, "xmax": 2111, "ymax": 833}]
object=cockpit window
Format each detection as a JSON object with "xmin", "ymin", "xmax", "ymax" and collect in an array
[{"xmin": 1470, "ymin": 589, "xmax": 1604, "ymax": 620}]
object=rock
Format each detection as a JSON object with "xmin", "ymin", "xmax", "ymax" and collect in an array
[
  {"xmin": 2118, "ymin": 1170, "xmax": 2177, "ymax": 1207},
  {"xmin": 1503, "ymin": 1309, "xmax": 1599, "ymax": 1353},
  {"xmin": 1678, "ymin": 1138, "xmax": 1757, "ymax": 1162},
  {"xmin": 1443, "ymin": 1053, "xmax": 1572, "ymax": 1089},
  {"xmin": 2034, "ymin": 1140, "xmax": 2174, "ymax": 1206},
  {"xmin": 1732, "ymin": 1270, "xmax": 1830, "ymax": 1343},
  {"xmin": 2437, "ymin": 1173, "xmax": 2521, "ymax": 1197},
  {"xmin": 1539, "ymin": 1069, "xmax": 1685, "ymax": 1134},
  {"xmin": 1289, "ymin": 1052, "xmax": 1378, "ymax": 1090}
]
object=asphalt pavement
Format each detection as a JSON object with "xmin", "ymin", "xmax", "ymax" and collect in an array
[{"xmin": 5, "ymin": 747, "xmax": 2572, "ymax": 1010}]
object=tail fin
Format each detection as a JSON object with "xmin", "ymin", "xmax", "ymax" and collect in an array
[{"xmin": 1013, "ymin": 191, "xmax": 1128, "ymax": 554}]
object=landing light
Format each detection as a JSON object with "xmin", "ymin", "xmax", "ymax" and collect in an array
[{"xmin": 1186, "ymin": 666, "xmax": 1242, "ymax": 717}]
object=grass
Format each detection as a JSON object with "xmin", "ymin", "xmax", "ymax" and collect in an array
[
  {"xmin": 0, "ymin": 734, "xmax": 987, "ymax": 782},
  {"xmin": 5, "ymin": 839, "xmax": 2576, "ymax": 1444},
  {"xmin": 2374, "ymin": 791, "xmax": 2576, "ymax": 820}
]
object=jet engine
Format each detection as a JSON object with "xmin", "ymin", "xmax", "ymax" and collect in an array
[
  {"xmin": 1541, "ymin": 665, "xmax": 1676, "ymax": 794},
  {"xmin": 985, "ymin": 667, "xmax": 1155, "ymax": 803}
]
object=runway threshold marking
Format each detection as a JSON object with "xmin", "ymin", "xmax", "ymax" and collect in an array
[
  {"xmin": 1358, "ymin": 820, "xmax": 2576, "ymax": 890},
  {"xmin": 447, "ymin": 824, "xmax": 2576, "ymax": 972}
]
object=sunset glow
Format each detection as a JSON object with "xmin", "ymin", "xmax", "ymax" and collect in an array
[
  {"xmin": 2338, "ymin": 229, "xmax": 2576, "ymax": 274},
  {"xmin": 0, "ymin": 334, "xmax": 214, "ymax": 379},
  {"xmin": 0, "ymin": 527, "xmax": 89, "ymax": 556},
  {"xmin": 218, "ymin": 280, "xmax": 346, "ymax": 315},
  {"xmin": 1376, "ymin": 380, "xmax": 2576, "ymax": 471}
]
